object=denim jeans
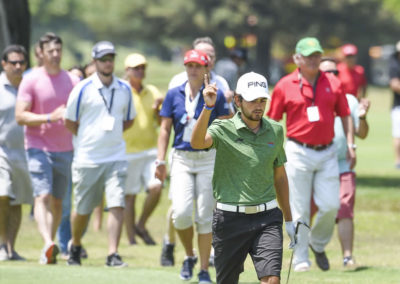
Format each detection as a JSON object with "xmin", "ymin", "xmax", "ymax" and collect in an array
[{"xmin": 57, "ymin": 180, "xmax": 72, "ymax": 254}]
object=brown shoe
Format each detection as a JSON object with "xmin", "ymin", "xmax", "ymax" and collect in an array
[
  {"xmin": 136, "ymin": 227, "xmax": 156, "ymax": 245},
  {"xmin": 310, "ymin": 245, "xmax": 329, "ymax": 271}
]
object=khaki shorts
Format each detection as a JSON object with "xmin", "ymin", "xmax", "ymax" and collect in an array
[
  {"xmin": 125, "ymin": 151, "xmax": 162, "ymax": 195},
  {"xmin": 0, "ymin": 155, "xmax": 33, "ymax": 205},
  {"xmin": 72, "ymin": 161, "xmax": 127, "ymax": 215}
]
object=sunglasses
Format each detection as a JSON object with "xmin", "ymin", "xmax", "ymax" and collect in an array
[
  {"xmin": 98, "ymin": 56, "xmax": 115, "ymax": 63},
  {"xmin": 325, "ymin": 70, "xmax": 339, "ymax": 76},
  {"xmin": 8, "ymin": 60, "xmax": 26, "ymax": 66}
]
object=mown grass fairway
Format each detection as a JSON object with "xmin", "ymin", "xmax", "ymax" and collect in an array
[{"xmin": 0, "ymin": 81, "xmax": 399, "ymax": 284}]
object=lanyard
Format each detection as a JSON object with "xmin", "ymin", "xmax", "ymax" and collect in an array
[
  {"xmin": 98, "ymin": 88, "xmax": 115, "ymax": 114},
  {"xmin": 298, "ymin": 72, "xmax": 319, "ymax": 105},
  {"xmin": 184, "ymin": 83, "xmax": 201, "ymax": 119}
]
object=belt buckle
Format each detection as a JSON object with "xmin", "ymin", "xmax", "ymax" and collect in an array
[{"xmin": 244, "ymin": 206, "xmax": 258, "ymax": 214}]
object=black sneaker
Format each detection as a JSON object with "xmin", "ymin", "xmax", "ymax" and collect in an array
[
  {"xmin": 10, "ymin": 250, "xmax": 26, "ymax": 261},
  {"xmin": 309, "ymin": 245, "xmax": 329, "ymax": 271},
  {"xmin": 106, "ymin": 253, "xmax": 127, "ymax": 268},
  {"xmin": 160, "ymin": 240, "xmax": 175, "ymax": 266},
  {"xmin": 180, "ymin": 257, "xmax": 197, "ymax": 281},
  {"xmin": 68, "ymin": 240, "xmax": 88, "ymax": 259},
  {"xmin": 80, "ymin": 247, "xmax": 88, "ymax": 259},
  {"xmin": 67, "ymin": 245, "xmax": 81, "ymax": 266}
]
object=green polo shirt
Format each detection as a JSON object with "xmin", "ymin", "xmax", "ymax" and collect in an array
[{"xmin": 208, "ymin": 112, "xmax": 286, "ymax": 205}]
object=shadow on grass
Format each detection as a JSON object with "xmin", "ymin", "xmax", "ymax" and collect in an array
[
  {"xmin": 343, "ymin": 266, "xmax": 371, "ymax": 273},
  {"xmin": 357, "ymin": 175, "xmax": 400, "ymax": 189}
]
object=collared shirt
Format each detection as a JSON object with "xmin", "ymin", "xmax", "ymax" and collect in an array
[
  {"xmin": 334, "ymin": 94, "xmax": 359, "ymax": 173},
  {"xmin": 267, "ymin": 69, "xmax": 350, "ymax": 145},
  {"xmin": 160, "ymin": 81, "xmax": 229, "ymax": 151},
  {"xmin": 65, "ymin": 73, "xmax": 136, "ymax": 165},
  {"xmin": 0, "ymin": 72, "xmax": 25, "ymax": 159},
  {"xmin": 337, "ymin": 62, "xmax": 367, "ymax": 98},
  {"xmin": 123, "ymin": 84, "xmax": 163, "ymax": 153},
  {"xmin": 208, "ymin": 112, "xmax": 286, "ymax": 205},
  {"xmin": 17, "ymin": 66, "xmax": 79, "ymax": 152}
]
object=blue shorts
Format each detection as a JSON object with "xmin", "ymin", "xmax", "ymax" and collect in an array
[{"xmin": 27, "ymin": 148, "xmax": 73, "ymax": 199}]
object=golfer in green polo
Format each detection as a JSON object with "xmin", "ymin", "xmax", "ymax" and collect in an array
[{"xmin": 191, "ymin": 72, "xmax": 295, "ymax": 284}]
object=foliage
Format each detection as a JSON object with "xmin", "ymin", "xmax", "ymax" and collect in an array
[{"xmin": 26, "ymin": 0, "xmax": 400, "ymax": 77}]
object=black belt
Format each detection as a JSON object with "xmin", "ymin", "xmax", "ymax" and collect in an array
[{"xmin": 288, "ymin": 138, "xmax": 332, "ymax": 151}]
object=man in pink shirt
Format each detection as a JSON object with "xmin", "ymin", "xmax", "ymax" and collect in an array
[{"xmin": 15, "ymin": 33, "xmax": 79, "ymax": 264}]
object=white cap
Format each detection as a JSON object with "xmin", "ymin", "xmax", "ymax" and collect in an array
[
  {"xmin": 396, "ymin": 41, "xmax": 400, "ymax": 53},
  {"xmin": 235, "ymin": 72, "xmax": 270, "ymax": 101}
]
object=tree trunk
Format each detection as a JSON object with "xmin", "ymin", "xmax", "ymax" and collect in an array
[
  {"xmin": 0, "ymin": 0, "xmax": 30, "ymax": 66},
  {"xmin": 254, "ymin": 30, "xmax": 272, "ymax": 79}
]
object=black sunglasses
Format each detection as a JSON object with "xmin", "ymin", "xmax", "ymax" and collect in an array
[
  {"xmin": 8, "ymin": 60, "xmax": 26, "ymax": 66},
  {"xmin": 325, "ymin": 70, "xmax": 339, "ymax": 76},
  {"xmin": 98, "ymin": 56, "xmax": 115, "ymax": 63}
]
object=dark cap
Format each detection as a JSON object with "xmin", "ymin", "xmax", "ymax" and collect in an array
[
  {"xmin": 92, "ymin": 41, "xmax": 116, "ymax": 59},
  {"xmin": 230, "ymin": 48, "xmax": 247, "ymax": 60}
]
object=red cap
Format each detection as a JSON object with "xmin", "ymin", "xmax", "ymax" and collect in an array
[
  {"xmin": 183, "ymin": 49, "xmax": 209, "ymax": 66},
  {"xmin": 341, "ymin": 44, "xmax": 358, "ymax": 56}
]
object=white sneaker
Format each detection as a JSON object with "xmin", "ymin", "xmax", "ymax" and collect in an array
[
  {"xmin": 294, "ymin": 261, "xmax": 311, "ymax": 272},
  {"xmin": 0, "ymin": 245, "xmax": 9, "ymax": 261}
]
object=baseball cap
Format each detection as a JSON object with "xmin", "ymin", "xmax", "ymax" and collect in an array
[
  {"xmin": 92, "ymin": 41, "xmax": 116, "ymax": 59},
  {"xmin": 396, "ymin": 41, "xmax": 400, "ymax": 53},
  {"xmin": 341, "ymin": 44, "xmax": 358, "ymax": 56},
  {"xmin": 295, "ymin": 37, "xmax": 323, "ymax": 56},
  {"xmin": 235, "ymin": 72, "xmax": 270, "ymax": 101},
  {"xmin": 124, "ymin": 53, "xmax": 147, "ymax": 68},
  {"xmin": 230, "ymin": 48, "xmax": 247, "ymax": 60},
  {"xmin": 183, "ymin": 49, "xmax": 209, "ymax": 66}
]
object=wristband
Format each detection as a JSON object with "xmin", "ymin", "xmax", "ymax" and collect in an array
[
  {"xmin": 155, "ymin": 159, "xmax": 166, "ymax": 167},
  {"xmin": 204, "ymin": 104, "xmax": 215, "ymax": 111},
  {"xmin": 359, "ymin": 116, "xmax": 366, "ymax": 120},
  {"xmin": 348, "ymin": 143, "xmax": 357, "ymax": 149},
  {"xmin": 47, "ymin": 114, "xmax": 51, "ymax": 123}
]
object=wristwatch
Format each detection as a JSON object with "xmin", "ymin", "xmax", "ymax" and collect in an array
[
  {"xmin": 348, "ymin": 144, "xmax": 357, "ymax": 149},
  {"xmin": 155, "ymin": 159, "xmax": 166, "ymax": 167}
]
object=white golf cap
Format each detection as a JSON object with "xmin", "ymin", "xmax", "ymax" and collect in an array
[{"xmin": 235, "ymin": 72, "xmax": 270, "ymax": 101}]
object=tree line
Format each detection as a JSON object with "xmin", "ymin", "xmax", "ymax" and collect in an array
[{"xmin": 1, "ymin": 0, "xmax": 400, "ymax": 76}]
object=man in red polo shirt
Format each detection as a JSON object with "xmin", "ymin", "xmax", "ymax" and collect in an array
[
  {"xmin": 267, "ymin": 37, "xmax": 356, "ymax": 272},
  {"xmin": 337, "ymin": 44, "xmax": 367, "ymax": 99}
]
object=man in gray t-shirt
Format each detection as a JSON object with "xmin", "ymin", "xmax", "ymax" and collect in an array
[{"xmin": 0, "ymin": 45, "xmax": 33, "ymax": 261}]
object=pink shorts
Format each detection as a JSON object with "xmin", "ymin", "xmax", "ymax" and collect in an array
[{"xmin": 336, "ymin": 172, "xmax": 356, "ymax": 220}]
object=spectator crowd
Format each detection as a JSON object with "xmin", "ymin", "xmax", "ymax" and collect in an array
[{"xmin": 1, "ymin": 33, "xmax": 375, "ymax": 284}]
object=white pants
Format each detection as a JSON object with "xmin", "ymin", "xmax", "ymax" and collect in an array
[
  {"xmin": 285, "ymin": 140, "xmax": 340, "ymax": 266},
  {"xmin": 391, "ymin": 106, "xmax": 400, "ymax": 138},
  {"xmin": 169, "ymin": 149, "xmax": 216, "ymax": 234}
]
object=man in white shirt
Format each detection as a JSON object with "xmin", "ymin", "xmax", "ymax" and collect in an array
[{"xmin": 65, "ymin": 41, "xmax": 135, "ymax": 267}]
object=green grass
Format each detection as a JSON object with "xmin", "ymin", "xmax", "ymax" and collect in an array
[{"xmin": 1, "ymin": 83, "xmax": 400, "ymax": 283}]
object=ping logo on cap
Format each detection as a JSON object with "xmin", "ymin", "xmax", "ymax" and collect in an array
[{"xmin": 248, "ymin": 81, "xmax": 267, "ymax": 88}]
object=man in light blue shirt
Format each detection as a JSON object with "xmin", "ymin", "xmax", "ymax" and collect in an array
[{"xmin": 320, "ymin": 58, "xmax": 370, "ymax": 268}]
